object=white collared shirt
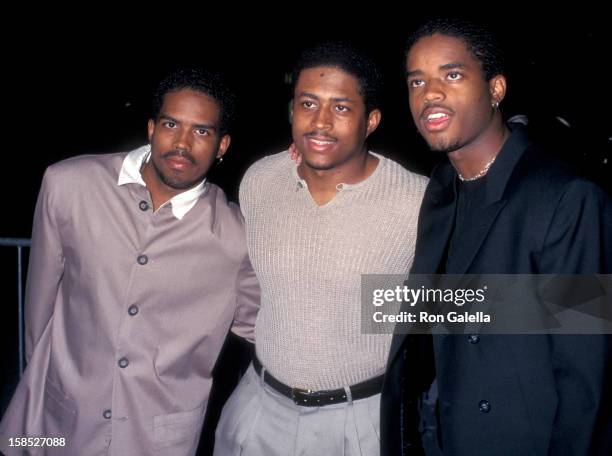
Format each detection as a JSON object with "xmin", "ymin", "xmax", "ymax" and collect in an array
[{"xmin": 117, "ymin": 145, "xmax": 206, "ymax": 220}]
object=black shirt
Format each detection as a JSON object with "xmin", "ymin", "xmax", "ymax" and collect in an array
[{"xmin": 445, "ymin": 176, "xmax": 488, "ymax": 273}]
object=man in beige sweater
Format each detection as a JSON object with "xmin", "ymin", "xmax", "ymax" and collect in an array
[{"xmin": 214, "ymin": 42, "xmax": 427, "ymax": 455}]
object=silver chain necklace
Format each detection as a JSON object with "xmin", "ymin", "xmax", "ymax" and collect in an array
[{"xmin": 457, "ymin": 156, "xmax": 497, "ymax": 182}]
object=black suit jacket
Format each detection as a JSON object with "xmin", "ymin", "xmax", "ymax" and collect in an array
[{"xmin": 382, "ymin": 127, "xmax": 612, "ymax": 455}]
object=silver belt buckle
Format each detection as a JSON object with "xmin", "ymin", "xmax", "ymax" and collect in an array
[{"xmin": 291, "ymin": 387, "xmax": 314, "ymax": 405}]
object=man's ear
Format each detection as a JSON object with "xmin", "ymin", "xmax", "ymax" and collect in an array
[
  {"xmin": 216, "ymin": 134, "xmax": 231, "ymax": 159},
  {"xmin": 147, "ymin": 119, "xmax": 155, "ymax": 142},
  {"xmin": 489, "ymin": 74, "xmax": 507, "ymax": 107},
  {"xmin": 365, "ymin": 109, "xmax": 382, "ymax": 138}
]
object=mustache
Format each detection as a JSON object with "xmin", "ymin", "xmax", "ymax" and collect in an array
[
  {"xmin": 304, "ymin": 131, "xmax": 337, "ymax": 141},
  {"xmin": 420, "ymin": 103, "xmax": 454, "ymax": 119},
  {"xmin": 161, "ymin": 149, "xmax": 196, "ymax": 164}
]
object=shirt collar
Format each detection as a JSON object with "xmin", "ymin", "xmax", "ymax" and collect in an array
[
  {"xmin": 291, "ymin": 150, "xmax": 384, "ymax": 191},
  {"xmin": 117, "ymin": 144, "xmax": 207, "ymax": 220}
]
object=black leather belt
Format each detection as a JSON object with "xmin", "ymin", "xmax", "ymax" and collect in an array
[{"xmin": 252, "ymin": 355, "xmax": 383, "ymax": 407}]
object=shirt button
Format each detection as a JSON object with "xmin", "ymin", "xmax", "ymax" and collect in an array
[
  {"xmin": 479, "ymin": 400, "xmax": 491, "ymax": 413},
  {"xmin": 139, "ymin": 200, "xmax": 149, "ymax": 211},
  {"xmin": 468, "ymin": 334, "xmax": 480, "ymax": 344},
  {"xmin": 128, "ymin": 305, "xmax": 139, "ymax": 316},
  {"xmin": 118, "ymin": 357, "xmax": 129, "ymax": 368},
  {"xmin": 103, "ymin": 409, "xmax": 112, "ymax": 419},
  {"xmin": 137, "ymin": 254, "xmax": 148, "ymax": 265}
]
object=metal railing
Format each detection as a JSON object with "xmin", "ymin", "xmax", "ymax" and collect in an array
[{"xmin": 0, "ymin": 237, "xmax": 31, "ymax": 377}]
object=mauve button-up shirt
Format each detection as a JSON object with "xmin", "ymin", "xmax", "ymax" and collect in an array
[{"xmin": 0, "ymin": 147, "xmax": 260, "ymax": 456}]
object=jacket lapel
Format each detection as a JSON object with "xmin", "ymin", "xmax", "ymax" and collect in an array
[
  {"xmin": 448, "ymin": 125, "xmax": 531, "ymax": 274},
  {"xmin": 411, "ymin": 161, "xmax": 457, "ymax": 274},
  {"xmin": 388, "ymin": 161, "xmax": 456, "ymax": 367},
  {"xmin": 449, "ymin": 199, "xmax": 507, "ymax": 274}
]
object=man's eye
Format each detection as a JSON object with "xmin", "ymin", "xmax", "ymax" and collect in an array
[
  {"xmin": 447, "ymin": 72, "xmax": 463, "ymax": 81},
  {"xmin": 162, "ymin": 121, "xmax": 176, "ymax": 128},
  {"xmin": 409, "ymin": 79, "xmax": 424, "ymax": 88},
  {"xmin": 196, "ymin": 129, "xmax": 209, "ymax": 136},
  {"xmin": 302, "ymin": 101, "xmax": 316, "ymax": 109},
  {"xmin": 335, "ymin": 105, "xmax": 349, "ymax": 112}
]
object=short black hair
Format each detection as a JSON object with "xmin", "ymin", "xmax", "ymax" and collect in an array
[
  {"xmin": 152, "ymin": 67, "xmax": 235, "ymax": 136},
  {"xmin": 291, "ymin": 41, "xmax": 383, "ymax": 115},
  {"xmin": 405, "ymin": 18, "xmax": 505, "ymax": 81}
]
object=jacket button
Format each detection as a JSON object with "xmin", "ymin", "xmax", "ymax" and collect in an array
[
  {"xmin": 479, "ymin": 400, "xmax": 491, "ymax": 413},
  {"xmin": 468, "ymin": 334, "xmax": 480, "ymax": 344},
  {"xmin": 139, "ymin": 200, "xmax": 149, "ymax": 211},
  {"xmin": 128, "ymin": 305, "xmax": 139, "ymax": 316},
  {"xmin": 103, "ymin": 409, "xmax": 112, "ymax": 419},
  {"xmin": 118, "ymin": 357, "xmax": 129, "ymax": 368},
  {"xmin": 137, "ymin": 254, "xmax": 148, "ymax": 265}
]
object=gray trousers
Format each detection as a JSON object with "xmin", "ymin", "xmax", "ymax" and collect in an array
[{"xmin": 214, "ymin": 364, "xmax": 381, "ymax": 455}]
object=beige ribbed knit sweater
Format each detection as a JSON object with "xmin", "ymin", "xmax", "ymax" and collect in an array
[{"xmin": 240, "ymin": 151, "xmax": 427, "ymax": 390}]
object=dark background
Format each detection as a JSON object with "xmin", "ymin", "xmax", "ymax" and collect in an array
[
  {"xmin": 1, "ymin": 9, "xmax": 610, "ymax": 454},
  {"xmin": 2, "ymin": 11, "xmax": 610, "ymax": 237}
]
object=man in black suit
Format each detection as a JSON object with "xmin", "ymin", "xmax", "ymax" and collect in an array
[{"xmin": 381, "ymin": 18, "xmax": 612, "ymax": 455}]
